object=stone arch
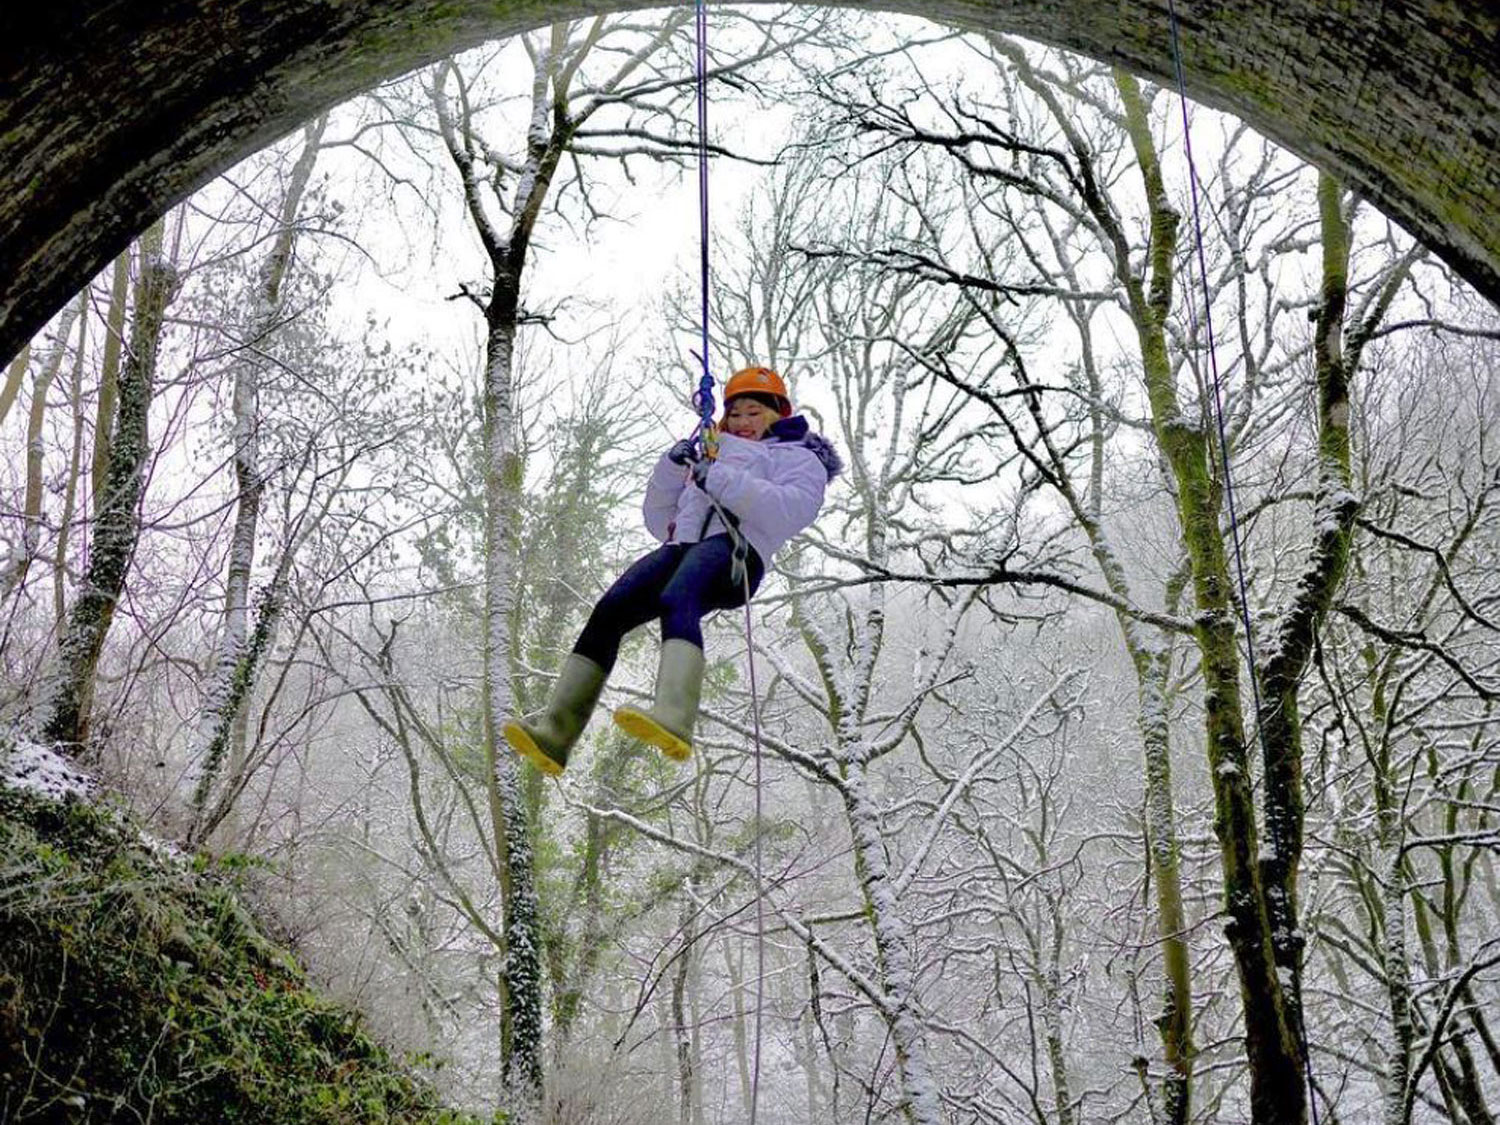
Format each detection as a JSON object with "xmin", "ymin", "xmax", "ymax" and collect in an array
[{"xmin": 1, "ymin": 2, "xmax": 1496, "ymax": 361}]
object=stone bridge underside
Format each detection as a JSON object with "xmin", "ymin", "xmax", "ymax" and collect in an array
[{"xmin": 1, "ymin": 2, "xmax": 1497, "ymax": 362}]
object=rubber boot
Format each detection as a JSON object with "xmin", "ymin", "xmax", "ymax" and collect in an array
[
  {"xmin": 613, "ymin": 639, "xmax": 705, "ymax": 761},
  {"xmin": 504, "ymin": 653, "xmax": 608, "ymax": 776}
]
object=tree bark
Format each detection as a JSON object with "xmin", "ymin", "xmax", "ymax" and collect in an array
[
  {"xmin": 724, "ymin": 940, "xmax": 753, "ymax": 1114},
  {"xmin": 840, "ymin": 765, "xmax": 945, "ymax": 1125},
  {"xmin": 480, "ymin": 306, "xmax": 544, "ymax": 1114},
  {"xmin": 4, "ymin": 299, "xmax": 81, "ymax": 599},
  {"xmin": 91, "ymin": 251, "xmax": 130, "ymax": 513},
  {"xmin": 1256, "ymin": 172, "xmax": 1360, "ymax": 1042},
  {"xmin": 549, "ymin": 732, "xmax": 629, "ymax": 1043},
  {"xmin": 188, "ymin": 559, "xmax": 292, "ymax": 845},
  {"xmin": 53, "ymin": 302, "xmax": 88, "ymax": 635},
  {"xmin": 673, "ymin": 895, "xmax": 699, "ymax": 1125},
  {"xmin": 40, "ymin": 220, "xmax": 177, "ymax": 749},
  {"xmin": 1041, "ymin": 894, "xmax": 1076, "ymax": 1125},
  {"xmin": 1112, "ymin": 69, "xmax": 1306, "ymax": 1124},
  {"xmin": 435, "ymin": 31, "xmax": 588, "ymax": 1112},
  {"xmin": 0, "ymin": 342, "xmax": 29, "ymax": 428},
  {"xmin": 789, "ymin": 393, "xmax": 944, "ymax": 1123},
  {"xmin": 191, "ymin": 114, "xmax": 326, "ymax": 835}
]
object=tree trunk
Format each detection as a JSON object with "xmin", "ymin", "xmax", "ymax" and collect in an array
[
  {"xmin": 724, "ymin": 941, "xmax": 753, "ymax": 1114},
  {"xmin": 188, "ymin": 564, "xmax": 290, "ymax": 845},
  {"xmin": 673, "ymin": 896, "xmax": 699, "ymax": 1125},
  {"xmin": 801, "ymin": 986, "xmax": 826, "ymax": 1119},
  {"xmin": 1137, "ymin": 647, "xmax": 1194, "ymax": 1123},
  {"xmin": 40, "ymin": 220, "xmax": 176, "ymax": 749},
  {"xmin": 806, "ymin": 936, "xmax": 841, "ymax": 1118},
  {"xmin": 4, "ymin": 299, "xmax": 81, "ymax": 599},
  {"xmin": 192, "ymin": 115, "xmax": 326, "ymax": 834},
  {"xmin": 53, "ymin": 299, "xmax": 89, "ymax": 635},
  {"xmin": 1257, "ymin": 172, "xmax": 1359, "ymax": 1044},
  {"xmin": 843, "ymin": 765, "xmax": 945, "ymax": 1125},
  {"xmin": 480, "ymin": 301, "xmax": 544, "ymax": 1116},
  {"xmin": 988, "ymin": 48, "xmax": 1202, "ymax": 1116},
  {"xmin": 550, "ymin": 733, "xmax": 630, "ymax": 1044},
  {"xmin": 1041, "ymin": 898, "xmax": 1076, "ymax": 1125},
  {"xmin": 430, "ymin": 22, "xmax": 703, "ymax": 1112},
  {"xmin": 1380, "ymin": 847, "xmax": 1413, "ymax": 1125},
  {"xmin": 1113, "ymin": 70, "xmax": 1306, "ymax": 1124},
  {"xmin": 0, "ymin": 341, "xmax": 29, "ymax": 427},
  {"xmin": 1076, "ymin": 329, "xmax": 1195, "ymax": 1121},
  {"xmin": 436, "ymin": 34, "xmax": 576, "ymax": 1113},
  {"xmin": 92, "ymin": 251, "xmax": 130, "ymax": 513},
  {"xmin": 787, "ymin": 348, "xmax": 942, "ymax": 1122}
]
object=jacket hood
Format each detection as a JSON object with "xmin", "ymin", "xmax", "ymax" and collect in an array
[{"xmin": 768, "ymin": 415, "xmax": 843, "ymax": 482}]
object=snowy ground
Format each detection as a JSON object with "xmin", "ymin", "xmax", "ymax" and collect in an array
[
  {"xmin": 1, "ymin": 736, "xmax": 187, "ymax": 863},
  {"xmin": 1, "ymin": 736, "xmax": 97, "ymax": 802}
]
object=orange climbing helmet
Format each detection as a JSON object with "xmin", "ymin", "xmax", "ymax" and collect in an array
[{"xmin": 722, "ymin": 365, "xmax": 793, "ymax": 418}]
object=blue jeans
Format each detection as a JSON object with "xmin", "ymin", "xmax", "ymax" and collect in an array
[{"xmin": 573, "ymin": 534, "xmax": 764, "ymax": 671}]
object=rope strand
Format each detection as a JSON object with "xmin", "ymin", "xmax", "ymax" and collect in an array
[
  {"xmin": 693, "ymin": 6, "xmax": 765, "ymax": 1120},
  {"xmin": 742, "ymin": 566, "xmax": 766, "ymax": 1125},
  {"xmin": 1164, "ymin": 5, "xmax": 1321, "ymax": 1122},
  {"xmin": 693, "ymin": 0, "xmax": 717, "ymax": 461}
]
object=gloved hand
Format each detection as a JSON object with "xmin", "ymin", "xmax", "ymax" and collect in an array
[
  {"xmin": 691, "ymin": 459, "xmax": 712, "ymax": 490},
  {"xmin": 667, "ymin": 438, "xmax": 698, "ymax": 466}
]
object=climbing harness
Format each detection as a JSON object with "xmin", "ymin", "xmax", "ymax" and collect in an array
[
  {"xmin": 688, "ymin": 3, "xmax": 767, "ymax": 1121},
  {"xmin": 1164, "ymin": 4, "xmax": 1321, "ymax": 1122},
  {"xmin": 695, "ymin": 493, "xmax": 752, "ymax": 588}
]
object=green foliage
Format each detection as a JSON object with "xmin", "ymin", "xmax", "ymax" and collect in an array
[{"xmin": 0, "ymin": 785, "xmax": 491, "ymax": 1124}]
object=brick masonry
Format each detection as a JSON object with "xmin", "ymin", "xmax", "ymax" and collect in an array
[{"xmin": 0, "ymin": 0, "xmax": 1495, "ymax": 360}]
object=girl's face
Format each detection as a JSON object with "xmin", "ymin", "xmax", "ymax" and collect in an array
[{"xmin": 723, "ymin": 397, "xmax": 778, "ymax": 440}]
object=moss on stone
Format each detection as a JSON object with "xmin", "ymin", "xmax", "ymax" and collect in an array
[{"xmin": 0, "ymin": 782, "xmax": 490, "ymax": 1124}]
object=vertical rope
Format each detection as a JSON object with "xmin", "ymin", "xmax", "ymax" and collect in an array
[
  {"xmin": 1163, "ymin": 4, "xmax": 1320, "ymax": 1123},
  {"xmin": 693, "ymin": 0, "xmax": 718, "ymax": 461},
  {"xmin": 742, "ymin": 568, "xmax": 766, "ymax": 1125},
  {"xmin": 1164, "ymin": 4, "xmax": 1264, "ymax": 723},
  {"xmin": 694, "ymin": 5, "xmax": 764, "ymax": 1118}
]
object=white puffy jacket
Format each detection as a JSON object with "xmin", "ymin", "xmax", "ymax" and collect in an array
[{"xmin": 643, "ymin": 417, "xmax": 841, "ymax": 565}]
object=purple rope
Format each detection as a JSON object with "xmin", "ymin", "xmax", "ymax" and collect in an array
[
  {"xmin": 694, "ymin": 0, "xmax": 716, "ymax": 454},
  {"xmin": 692, "ymin": 9, "xmax": 763, "ymax": 1122},
  {"xmin": 742, "ymin": 568, "xmax": 766, "ymax": 1125}
]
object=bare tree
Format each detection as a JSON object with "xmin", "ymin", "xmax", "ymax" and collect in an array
[
  {"xmin": 39, "ymin": 218, "xmax": 180, "ymax": 750},
  {"xmin": 189, "ymin": 114, "xmax": 331, "ymax": 837},
  {"xmin": 419, "ymin": 13, "xmax": 831, "ymax": 1111},
  {"xmin": 1, "ymin": 298, "xmax": 82, "ymax": 601},
  {"xmin": 794, "ymin": 30, "xmax": 1446, "ymax": 1122}
]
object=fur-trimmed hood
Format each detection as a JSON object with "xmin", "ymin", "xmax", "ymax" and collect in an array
[{"xmin": 767, "ymin": 416, "xmax": 843, "ymax": 482}]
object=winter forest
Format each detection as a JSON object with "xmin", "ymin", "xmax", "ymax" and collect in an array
[{"xmin": 3, "ymin": 6, "xmax": 1500, "ymax": 1124}]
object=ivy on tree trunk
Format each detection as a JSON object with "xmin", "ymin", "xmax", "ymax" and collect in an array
[
  {"xmin": 1113, "ymin": 69, "xmax": 1307, "ymax": 1125},
  {"xmin": 40, "ymin": 221, "xmax": 177, "ymax": 751}
]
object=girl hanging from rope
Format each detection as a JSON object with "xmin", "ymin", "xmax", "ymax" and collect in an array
[{"xmin": 505, "ymin": 365, "xmax": 842, "ymax": 774}]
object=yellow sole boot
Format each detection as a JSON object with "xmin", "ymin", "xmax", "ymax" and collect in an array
[
  {"xmin": 503, "ymin": 721, "xmax": 567, "ymax": 775},
  {"xmin": 613, "ymin": 639, "xmax": 705, "ymax": 762},
  {"xmin": 504, "ymin": 653, "xmax": 608, "ymax": 775}
]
